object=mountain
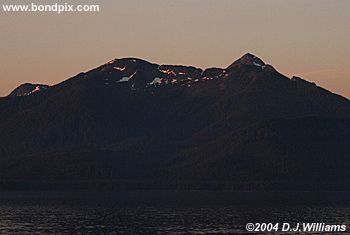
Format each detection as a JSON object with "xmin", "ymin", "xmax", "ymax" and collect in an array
[
  {"xmin": 8, "ymin": 83, "xmax": 50, "ymax": 97},
  {"xmin": 1, "ymin": 53, "xmax": 350, "ymax": 191}
]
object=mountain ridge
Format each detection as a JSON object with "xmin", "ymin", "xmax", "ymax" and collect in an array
[
  {"xmin": 1, "ymin": 53, "xmax": 350, "ymax": 191},
  {"xmin": 8, "ymin": 53, "xmax": 327, "ymax": 99}
]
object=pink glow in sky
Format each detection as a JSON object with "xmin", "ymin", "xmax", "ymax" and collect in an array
[{"xmin": 1, "ymin": 0, "xmax": 349, "ymax": 98}]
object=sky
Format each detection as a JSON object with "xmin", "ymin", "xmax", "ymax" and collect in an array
[{"xmin": 1, "ymin": 0, "xmax": 350, "ymax": 98}]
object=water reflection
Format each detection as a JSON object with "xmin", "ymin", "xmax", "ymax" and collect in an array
[{"xmin": 0, "ymin": 192, "xmax": 349, "ymax": 234}]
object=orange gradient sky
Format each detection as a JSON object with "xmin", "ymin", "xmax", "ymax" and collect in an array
[{"xmin": 1, "ymin": 0, "xmax": 350, "ymax": 98}]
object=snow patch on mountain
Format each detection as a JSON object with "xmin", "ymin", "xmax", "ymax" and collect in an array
[
  {"xmin": 25, "ymin": 86, "xmax": 42, "ymax": 96},
  {"xmin": 253, "ymin": 61, "xmax": 266, "ymax": 69},
  {"xmin": 159, "ymin": 69, "xmax": 177, "ymax": 76},
  {"xmin": 114, "ymin": 66, "xmax": 126, "ymax": 72},
  {"xmin": 117, "ymin": 71, "xmax": 137, "ymax": 83},
  {"xmin": 148, "ymin": 77, "xmax": 163, "ymax": 85}
]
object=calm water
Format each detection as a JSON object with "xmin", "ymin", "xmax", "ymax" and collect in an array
[{"xmin": 0, "ymin": 191, "xmax": 349, "ymax": 234}]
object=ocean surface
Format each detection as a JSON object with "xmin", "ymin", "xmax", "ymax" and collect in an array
[{"xmin": 0, "ymin": 191, "xmax": 349, "ymax": 234}]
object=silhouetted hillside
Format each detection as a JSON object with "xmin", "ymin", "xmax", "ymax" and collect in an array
[{"xmin": 1, "ymin": 53, "xmax": 350, "ymax": 191}]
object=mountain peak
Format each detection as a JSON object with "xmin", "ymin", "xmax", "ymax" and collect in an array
[
  {"xmin": 107, "ymin": 57, "xmax": 157, "ymax": 67},
  {"xmin": 227, "ymin": 53, "xmax": 266, "ymax": 69},
  {"xmin": 240, "ymin": 53, "xmax": 265, "ymax": 64},
  {"xmin": 8, "ymin": 83, "xmax": 50, "ymax": 97}
]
